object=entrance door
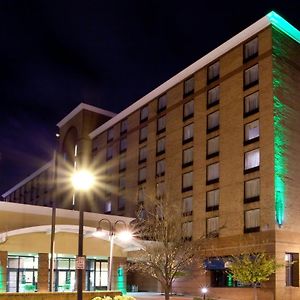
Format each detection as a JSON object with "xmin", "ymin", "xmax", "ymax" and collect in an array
[{"xmin": 7, "ymin": 270, "xmax": 17, "ymax": 292}]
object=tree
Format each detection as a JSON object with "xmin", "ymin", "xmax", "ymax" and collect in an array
[
  {"xmin": 128, "ymin": 198, "xmax": 204, "ymax": 300},
  {"xmin": 227, "ymin": 252, "xmax": 281, "ymax": 300}
]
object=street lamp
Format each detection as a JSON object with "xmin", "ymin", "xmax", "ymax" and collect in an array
[
  {"xmin": 201, "ymin": 287, "xmax": 208, "ymax": 300},
  {"xmin": 72, "ymin": 169, "xmax": 95, "ymax": 300},
  {"xmin": 93, "ymin": 218, "xmax": 132, "ymax": 291}
]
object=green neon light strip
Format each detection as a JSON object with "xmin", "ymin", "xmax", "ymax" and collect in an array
[{"xmin": 267, "ymin": 11, "xmax": 300, "ymax": 44}]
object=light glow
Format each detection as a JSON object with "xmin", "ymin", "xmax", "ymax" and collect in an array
[
  {"xmin": 117, "ymin": 230, "xmax": 132, "ymax": 242},
  {"xmin": 201, "ymin": 287, "xmax": 208, "ymax": 294},
  {"xmin": 72, "ymin": 170, "xmax": 95, "ymax": 191}
]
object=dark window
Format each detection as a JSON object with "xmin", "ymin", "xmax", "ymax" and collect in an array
[
  {"xmin": 139, "ymin": 146, "xmax": 147, "ymax": 164},
  {"xmin": 244, "ymin": 209, "xmax": 260, "ymax": 233},
  {"xmin": 207, "ymin": 162, "xmax": 219, "ymax": 185},
  {"xmin": 158, "ymin": 94, "xmax": 167, "ymax": 112},
  {"xmin": 140, "ymin": 106, "xmax": 148, "ymax": 122},
  {"xmin": 207, "ymin": 61, "xmax": 220, "ymax": 84},
  {"xmin": 207, "ymin": 111, "xmax": 219, "ymax": 133},
  {"xmin": 206, "ymin": 189, "xmax": 219, "ymax": 211},
  {"xmin": 244, "ymin": 91, "xmax": 259, "ymax": 117},
  {"xmin": 156, "ymin": 159, "xmax": 165, "ymax": 177},
  {"xmin": 207, "ymin": 136, "xmax": 219, "ymax": 159},
  {"xmin": 183, "ymin": 124, "xmax": 194, "ymax": 144},
  {"xmin": 157, "ymin": 115, "xmax": 166, "ymax": 134},
  {"xmin": 182, "ymin": 171, "xmax": 193, "ymax": 192},
  {"xmin": 207, "ymin": 85, "xmax": 220, "ymax": 108},
  {"xmin": 244, "ymin": 37, "xmax": 258, "ymax": 62},
  {"xmin": 244, "ymin": 64, "xmax": 259, "ymax": 90},
  {"xmin": 120, "ymin": 119, "xmax": 128, "ymax": 134},
  {"xmin": 183, "ymin": 100, "xmax": 194, "ymax": 121},
  {"xmin": 184, "ymin": 77, "xmax": 194, "ymax": 97},
  {"xmin": 156, "ymin": 137, "xmax": 165, "ymax": 156},
  {"xmin": 244, "ymin": 120, "xmax": 259, "ymax": 145},
  {"xmin": 286, "ymin": 253, "xmax": 299, "ymax": 287},
  {"xmin": 244, "ymin": 178, "xmax": 260, "ymax": 203},
  {"xmin": 182, "ymin": 147, "xmax": 193, "ymax": 168},
  {"xmin": 139, "ymin": 126, "xmax": 148, "ymax": 143},
  {"xmin": 107, "ymin": 128, "xmax": 114, "ymax": 142}
]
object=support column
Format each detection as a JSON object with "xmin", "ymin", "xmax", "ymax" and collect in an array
[
  {"xmin": 110, "ymin": 257, "xmax": 127, "ymax": 293},
  {"xmin": 0, "ymin": 251, "xmax": 7, "ymax": 292},
  {"xmin": 38, "ymin": 253, "xmax": 49, "ymax": 292}
]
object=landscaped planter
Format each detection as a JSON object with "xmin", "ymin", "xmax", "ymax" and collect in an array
[{"xmin": 0, "ymin": 291, "xmax": 122, "ymax": 300}]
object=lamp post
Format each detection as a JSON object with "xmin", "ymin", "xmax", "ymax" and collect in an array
[
  {"xmin": 201, "ymin": 287, "xmax": 208, "ymax": 300},
  {"xmin": 93, "ymin": 218, "xmax": 132, "ymax": 291},
  {"xmin": 72, "ymin": 170, "xmax": 95, "ymax": 300}
]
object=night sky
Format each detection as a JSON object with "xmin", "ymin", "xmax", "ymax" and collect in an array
[{"xmin": 0, "ymin": 0, "xmax": 299, "ymax": 194}]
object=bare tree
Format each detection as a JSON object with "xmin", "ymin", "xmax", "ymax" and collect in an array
[{"xmin": 129, "ymin": 197, "xmax": 204, "ymax": 300}]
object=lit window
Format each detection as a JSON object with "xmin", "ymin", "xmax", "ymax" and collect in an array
[
  {"xmin": 207, "ymin": 85, "xmax": 220, "ymax": 107},
  {"xmin": 244, "ymin": 91, "xmax": 259, "ymax": 116},
  {"xmin": 157, "ymin": 115, "xmax": 166, "ymax": 134},
  {"xmin": 207, "ymin": 61, "xmax": 220, "ymax": 83},
  {"xmin": 182, "ymin": 171, "xmax": 193, "ymax": 192},
  {"xmin": 120, "ymin": 137, "xmax": 127, "ymax": 153},
  {"xmin": 120, "ymin": 119, "xmax": 128, "ymax": 134},
  {"xmin": 244, "ymin": 209, "xmax": 260, "ymax": 233},
  {"xmin": 244, "ymin": 178, "xmax": 260, "ymax": 203},
  {"xmin": 140, "ymin": 106, "xmax": 149, "ymax": 122},
  {"xmin": 207, "ymin": 216, "xmax": 219, "ymax": 237},
  {"xmin": 207, "ymin": 111, "xmax": 219, "ymax": 133},
  {"xmin": 156, "ymin": 159, "xmax": 165, "ymax": 177},
  {"xmin": 244, "ymin": 64, "xmax": 259, "ymax": 89},
  {"xmin": 156, "ymin": 181, "xmax": 165, "ymax": 199},
  {"xmin": 183, "ymin": 123, "xmax": 194, "ymax": 144},
  {"xmin": 182, "ymin": 221, "xmax": 193, "ymax": 240},
  {"xmin": 107, "ymin": 128, "xmax": 114, "ymax": 142},
  {"xmin": 207, "ymin": 136, "xmax": 219, "ymax": 158},
  {"xmin": 182, "ymin": 196, "xmax": 193, "ymax": 216},
  {"xmin": 119, "ymin": 155, "xmax": 126, "ymax": 172},
  {"xmin": 140, "ymin": 126, "xmax": 148, "ymax": 143},
  {"xmin": 183, "ymin": 147, "xmax": 193, "ymax": 167},
  {"xmin": 183, "ymin": 100, "xmax": 194, "ymax": 120},
  {"xmin": 139, "ymin": 146, "xmax": 147, "ymax": 163},
  {"xmin": 244, "ymin": 37, "xmax": 258, "ymax": 62},
  {"xmin": 244, "ymin": 149, "xmax": 260, "ymax": 173},
  {"xmin": 138, "ymin": 167, "xmax": 147, "ymax": 184},
  {"xmin": 118, "ymin": 195, "xmax": 125, "ymax": 210},
  {"xmin": 184, "ymin": 77, "xmax": 194, "ymax": 96},
  {"xmin": 104, "ymin": 201, "xmax": 112, "ymax": 213},
  {"xmin": 106, "ymin": 146, "xmax": 113, "ymax": 160},
  {"xmin": 286, "ymin": 253, "xmax": 299, "ymax": 287},
  {"xmin": 207, "ymin": 162, "xmax": 219, "ymax": 184},
  {"xmin": 206, "ymin": 189, "xmax": 219, "ymax": 211},
  {"xmin": 158, "ymin": 94, "xmax": 167, "ymax": 112},
  {"xmin": 245, "ymin": 120, "xmax": 259, "ymax": 144},
  {"xmin": 156, "ymin": 137, "xmax": 165, "ymax": 156}
]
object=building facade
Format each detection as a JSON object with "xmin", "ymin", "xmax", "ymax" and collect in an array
[{"xmin": 1, "ymin": 11, "xmax": 300, "ymax": 300}]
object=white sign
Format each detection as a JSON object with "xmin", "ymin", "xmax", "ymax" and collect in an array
[{"xmin": 76, "ymin": 256, "xmax": 86, "ymax": 270}]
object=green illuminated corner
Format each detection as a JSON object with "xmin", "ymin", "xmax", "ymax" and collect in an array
[
  {"xmin": 117, "ymin": 266, "xmax": 126, "ymax": 294},
  {"xmin": 267, "ymin": 11, "xmax": 300, "ymax": 44}
]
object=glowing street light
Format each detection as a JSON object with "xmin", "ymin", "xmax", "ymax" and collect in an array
[
  {"xmin": 201, "ymin": 287, "xmax": 208, "ymax": 300},
  {"xmin": 93, "ymin": 219, "xmax": 133, "ymax": 290},
  {"xmin": 72, "ymin": 169, "xmax": 95, "ymax": 300}
]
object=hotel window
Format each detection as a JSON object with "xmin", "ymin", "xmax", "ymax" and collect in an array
[
  {"xmin": 139, "ymin": 146, "xmax": 147, "ymax": 163},
  {"xmin": 182, "ymin": 221, "xmax": 193, "ymax": 240},
  {"xmin": 107, "ymin": 128, "xmax": 114, "ymax": 142},
  {"xmin": 158, "ymin": 94, "xmax": 167, "ymax": 112},
  {"xmin": 120, "ymin": 118, "xmax": 128, "ymax": 134},
  {"xmin": 206, "ymin": 189, "xmax": 219, "ymax": 211},
  {"xmin": 285, "ymin": 253, "xmax": 299, "ymax": 287},
  {"xmin": 139, "ymin": 126, "xmax": 148, "ymax": 143},
  {"xmin": 106, "ymin": 146, "xmax": 113, "ymax": 160},
  {"xmin": 244, "ymin": 120, "xmax": 259, "ymax": 144},
  {"xmin": 244, "ymin": 208, "xmax": 260, "ymax": 233},
  {"xmin": 118, "ymin": 195, "xmax": 125, "ymax": 210},
  {"xmin": 183, "ymin": 123, "xmax": 194, "ymax": 144},
  {"xmin": 140, "ymin": 105, "xmax": 149, "ymax": 122},
  {"xmin": 244, "ymin": 91, "xmax": 259, "ymax": 116},
  {"xmin": 244, "ymin": 64, "xmax": 259, "ymax": 89},
  {"xmin": 119, "ymin": 176, "xmax": 126, "ymax": 190},
  {"xmin": 244, "ymin": 37, "xmax": 258, "ymax": 62},
  {"xmin": 183, "ymin": 100, "xmax": 194, "ymax": 120},
  {"xmin": 184, "ymin": 77, "xmax": 194, "ymax": 96},
  {"xmin": 207, "ymin": 61, "xmax": 220, "ymax": 84},
  {"xmin": 156, "ymin": 181, "xmax": 165, "ymax": 199},
  {"xmin": 182, "ymin": 147, "xmax": 193, "ymax": 168},
  {"xmin": 244, "ymin": 178, "xmax": 260, "ymax": 203},
  {"xmin": 119, "ymin": 155, "xmax": 126, "ymax": 172},
  {"xmin": 182, "ymin": 196, "xmax": 193, "ymax": 216},
  {"xmin": 182, "ymin": 171, "xmax": 193, "ymax": 192},
  {"xmin": 207, "ymin": 136, "xmax": 219, "ymax": 159},
  {"xmin": 207, "ymin": 216, "xmax": 219, "ymax": 237},
  {"xmin": 207, "ymin": 111, "xmax": 219, "ymax": 133},
  {"xmin": 120, "ymin": 137, "xmax": 127, "ymax": 153},
  {"xmin": 207, "ymin": 162, "xmax": 219, "ymax": 184},
  {"xmin": 104, "ymin": 201, "xmax": 112, "ymax": 214},
  {"xmin": 156, "ymin": 159, "xmax": 165, "ymax": 177},
  {"xmin": 137, "ymin": 188, "xmax": 145, "ymax": 204},
  {"xmin": 138, "ymin": 167, "xmax": 147, "ymax": 184},
  {"xmin": 157, "ymin": 115, "xmax": 166, "ymax": 134},
  {"xmin": 244, "ymin": 148, "xmax": 260, "ymax": 173},
  {"xmin": 157, "ymin": 137, "xmax": 165, "ymax": 156},
  {"xmin": 207, "ymin": 85, "xmax": 220, "ymax": 108}
]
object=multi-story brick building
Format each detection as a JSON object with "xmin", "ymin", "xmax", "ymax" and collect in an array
[{"xmin": 1, "ymin": 11, "xmax": 300, "ymax": 299}]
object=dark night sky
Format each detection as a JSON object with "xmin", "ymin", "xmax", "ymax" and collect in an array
[{"xmin": 0, "ymin": 0, "xmax": 299, "ymax": 194}]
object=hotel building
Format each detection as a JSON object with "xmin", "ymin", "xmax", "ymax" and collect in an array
[{"xmin": 1, "ymin": 11, "xmax": 300, "ymax": 300}]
